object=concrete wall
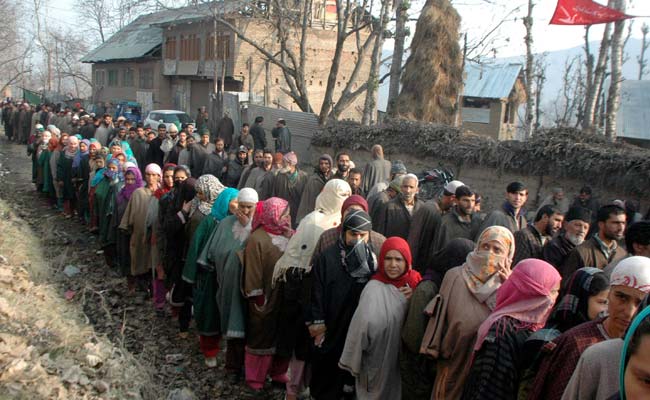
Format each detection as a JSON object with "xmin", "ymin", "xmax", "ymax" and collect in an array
[{"xmin": 310, "ymin": 145, "xmax": 650, "ymax": 214}]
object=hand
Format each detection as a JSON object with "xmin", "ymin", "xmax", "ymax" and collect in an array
[
  {"xmin": 498, "ymin": 267, "xmax": 512, "ymax": 282},
  {"xmin": 235, "ymin": 209, "xmax": 249, "ymax": 226},
  {"xmin": 308, "ymin": 323, "xmax": 326, "ymax": 338},
  {"xmin": 181, "ymin": 201, "xmax": 192, "ymax": 214},
  {"xmin": 314, "ymin": 333, "xmax": 326, "ymax": 347},
  {"xmin": 399, "ymin": 286, "xmax": 413, "ymax": 300}
]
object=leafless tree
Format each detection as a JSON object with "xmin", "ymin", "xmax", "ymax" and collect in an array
[
  {"xmin": 552, "ymin": 55, "xmax": 586, "ymax": 128},
  {"xmin": 0, "ymin": 0, "xmax": 33, "ymax": 96},
  {"xmin": 385, "ymin": 0, "xmax": 409, "ymax": 116},
  {"xmin": 522, "ymin": 0, "xmax": 534, "ymax": 139},
  {"xmin": 605, "ymin": 0, "xmax": 626, "ymax": 141},
  {"xmin": 638, "ymin": 23, "xmax": 649, "ymax": 79},
  {"xmin": 533, "ymin": 53, "xmax": 546, "ymax": 129}
]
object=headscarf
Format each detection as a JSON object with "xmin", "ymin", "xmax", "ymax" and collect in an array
[
  {"xmin": 315, "ymin": 179, "xmax": 351, "ymax": 217},
  {"xmin": 342, "ymin": 194, "xmax": 368, "ymax": 214},
  {"xmin": 618, "ymin": 297, "xmax": 650, "ymax": 400},
  {"xmin": 212, "ymin": 188, "xmax": 239, "ymax": 221},
  {"xmin": 548, "ymin": 267, "xmax": 609, "ymax": 332},
  {"xmin": 610, "ymin": 256, "xmax": 650, "ymax": 293},
  {"xmin": 461, "ymin": 225, "xmax": 515, "ymax": 309},
  {"xmin": 47, "ymin": 136, "xmax": 59, "ymax": 152},
  {"xmin": 338, "ymin": 209, "xmax": 376, "ymax": 283},
  {"xmin": 283, "ymin": 151, "xmax": 298, "ymax": 166},
  {"xmin": 238, "ymin": 187, "xmax": 259, "ymax": 203},
  {"xmin": 117, "ymin": 167, "xmax": 143, "ymax": 205},
  {"xmin": 103, "ymin": 158, "xmax": 123, "ymax": 182},
  {"xmin": 474, "ymin": 258, "xmax": 561, "ymax": 351},
  {"xmin": 154, "ymin": 163, "xmax": 176, "ymax": 199},
  {"xmin": 232, "ymin": 188, "xmax": 258, "ymax": 242},
  {"xmin": 64, "ymin": 136, "xmax": 79, "ymax": 159},
  {"xmin": 191, "ymin": 174, "xmax": 225, "ymax": 216},
  {"xmin": 373, "ymin": 237, "xmax": 422, "ymax": 288},
  {"xmin": 39, "ymin": 131, "xmax": 52, "ymax": 151},
  {"xmin": 252, "ymin": 197, "xmax": 292, "ymax": 236},
  {"xmin": 144, "ymin": 163, "xmax": 162, "ymax": 190},
  {"xmin": 425, "ymin": 238, "xmax": 475, "ymax": 287},
  {"xmin": 72, "ymin": 139, "xmax": 90, "ymax": 169}
]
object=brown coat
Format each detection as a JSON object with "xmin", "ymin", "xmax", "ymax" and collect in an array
[
  {"xmin": 119, "ymin": 187, "xmax": 155, "ymax": 276},
  {"xmin": 560, "ymin": 236, "xmax": 628, "ymax": 282}
]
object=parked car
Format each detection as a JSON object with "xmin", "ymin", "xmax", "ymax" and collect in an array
[{"xmin": 144, "ymin": 110, "xmax": 194, "ymax": 132}]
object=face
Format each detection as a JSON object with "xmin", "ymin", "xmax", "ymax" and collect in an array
[
  {"xmin": 600, "ymin": 213, "xmax": 626, "ymax": 241},
  {"xmin": 125, "ymin": 172, "xmax": 136, "ymax": 185},
  {"xmin": 174, "ymin": 170, "xmax": 188, "ymax": 183},
  {"xmin": 337, "ymin": 155, "xmax": 350, "ymax": 172},
  {"xmin": 238, "ymin": 151, "xmax": 247, "ymax": 161},
  {"xmin": 545, "ymin": 213, "xmax": 564, "ymax": 236},
  {"xmin": 163, "ymin": 170, "xmax": 174, "ymax": 188},
  {"xmin": 347, "ymin": 173, "xmax": 362, "ymax": 189},
  {"xmin": 263, "ymin": 153, "xmax": 273, "ymax": 168},
  {"xmin": 116, "ymin": 155, "xmax": 126, "ymax": 163},
  {"xmin": 565, "ymin": 219, "xmax": 590, "ymax": 245},
  {"xmin": 79, "ymin": 143, "xmax": 88, "ymax": 153},
  {"xmin": 89, "ymin": 146, "xmax": 97, "ymax": 156},
  {"xmin": 103, "ymin": 116, "xmax": 112, "ymax": 126},
  {"xmin": 68, "ymin": 139, "xmax": 79, "ymax": 152},
  {"xmin": 95, "ymin": 159, "xmax": 105, "ymax": 169},
  {"xmin": 345, "ymin": 229, "xmax": 369, "ymax": 246},
  {"xmin": 506, "ymin": 190, "xmax": 528, "ymax": 209},
  {"xmin": 145, "ymin": 172, "xmax": 160, "ymax": 187},
  {"xmin": 624, "ymin": 335, "xmax": 650, "ymax": 400},
  {"xmin": 319, "ymin": 159, "xmax": 331, "ymax": 174},
  {"xmin": 608, "ymin": 285, "xmax": 647, "ymax": 335},
  {"xmin": 196, "ymin": 189, "xmax": 206, "ymax": 201},
  {"xmin": 179, "ymin": 132, "xmax": 187, "ymax": 143},
  {"xmin": 457, "ymin": 195, "xmax": 476, "ymax": 215},
  {"xmin": 169, "ymin": 130, "xmax": 177, "ymax": 138},
  {"xmin": 199, "ymin": 134, "xmax": 209, "ymax": 144},
  {"xmin": 147, "ymin": 132, "xmax": 155, "ymax": 142},
  {"xmin": 158, "ymin": 127, "xmax": 166, "ymax": 137},
  {"xmin": 128, "ymin": 130, "xmax": 137, "ymax": 139},
  {"xmin": 384, "ymin": 249, "xmax": 407, "ymax": 280},
  {"xmin": 479, "ymin": 239, "xmax": 508, "ymax": 257},
  {"xmin": 228, "ymin": 198, "xmax": 239, "ymax": 215},
  {"xmin": 553, "ymin": 191, "xmax": 565, "ymax": 201},
  {"xmin": 587, "ymin": 289, "xmax": 610, "ymax": 320},
  {"xmin": 550, "ymin": 284, "xmax": 561, "ymax": 302},
  {"xmin": 254, "ymin": 152, "xmax": 264, "ymax": 166},
  {"xmin": 579, "ymin": 191, "xmax": 591, "ymax": 201},
  {"xmin": 118, "ymin": 129, "xmax": 127, "ymax": 139},
  {"xmin": 110, "ymin": 145, "xmax": 122, "ymax": 155},
  {"xmin": 216, "ymin": 140, "xmax": 225, "ymax": 151},
  {"xmin": 242, "ymin": 125, "xmax": 249, "ymax": 134},
  {"xmin": 400, "ymin": 177, "xmax": 419, "ymax": 201},
  {"xmin": 440, "ymin": 194, "xmax": 455, "ymax": 211},
  {"xmin": 108, "ymin": 163, "xmax": 118, "ymax": 173},
  {"xmin": 238, "ymin": 201, "xmax": 255, "ymax": 218}
]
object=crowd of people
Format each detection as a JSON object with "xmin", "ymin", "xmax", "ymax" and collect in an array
[{"xmin": 2, "ymin": 100, "xmax": 650, "ymax": 400}]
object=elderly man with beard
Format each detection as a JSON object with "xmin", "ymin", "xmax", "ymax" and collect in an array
[
  {"xmin": 560, "ymin": 204, "xmax": 628, "ymax": 281},
  {"xmin": 543, "ymin": 207, "xmax": 592, "ymax": 271},
  {"xmin": 512, "ymin": 204, "xmax": 564, "ymax": 265},
  {"xmin": 433, "ymin": 185, "xmax": 482, "ymax": 253},
  {"xmin": 376, "ymin": 173, "xmax": 423, "ymax": 240}
]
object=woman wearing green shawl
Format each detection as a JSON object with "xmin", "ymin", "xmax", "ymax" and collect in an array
[
  {"xmin": 195, "ymin": 188, "xmax": 258, "ymax": 378},
  {"xmin": 183, "ymin": 187, "xmax": 240, "ymax": 368},
  {"xmin": 615, "ymin": 300, "xmax": 650, "ymax": 400}
]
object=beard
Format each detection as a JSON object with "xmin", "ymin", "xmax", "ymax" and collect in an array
[
  {"xmin": 566, "ymin": 232, "xmax": 585, "ymax": 246},
  {"xmin": 337, "ymin": 163, "xmax": 349, "ymax": 172}
]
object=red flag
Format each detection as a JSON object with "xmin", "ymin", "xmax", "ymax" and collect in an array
[{"xmin": 550, "ymin": 0, "xmax": 632, "ymax": 25}]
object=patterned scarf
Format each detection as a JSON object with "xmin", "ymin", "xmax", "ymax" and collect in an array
[{"xmin": 190, "ymin": 175, "xmax": 225, "ymax": 217}]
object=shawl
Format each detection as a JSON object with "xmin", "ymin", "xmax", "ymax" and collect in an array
[
  {"xmin": 212, "ymin": 188, "xmax": 239, "ymax": 221},
  {"xmin": 190, "ymin": 174, "xmax": 225, "ymax": 216},
  {"xmin": 91, "ymin": 168, "xmax": 106, "ymax": 187},
  {"xmin": 610, "ymin": 256, "xmax": 650, "ymax": 293},
  {"xmin": 271, "ymin": 179, "xmax": 351, "ymax": 285},
  {"xmin": 145, "ymin": 163, "xmax": 162, "ymax": 179},
  {"xmin": 619, "ymin": 302, "xmax": 650, "ymax": 400},
  {"xmin": 373, "ymin": 236, "xmax": 422, "ymax": 289},
  {"xmin": 425, "ymin": 238, "xmax": 474, "ymax": 287},
  {"xmin": 338, "ymin": 210, "xmax": 376, "ymax": 283},
  {"xmin": 153, "ymin": 163, "xmax": 176, "ymax": 199},
  {"xmin": 474, "ymin": 258, "xmax": 561, "ymax": 351},
  {"xmin": 117, "ymin": 167, "xmax": 143, "ymax": 206},
  {"xmin": 337, "ymin": 194, "xmax": 369, "ymax": 232},
  {"xmin": 461, "ymin": 225, "xmax": 515, "ymax": 308},
  {"xmin": 64, "ymin": 136, "xmax": 79, "ymax": 159},
  {"xmin": 252, "ymin": 197, "xmax": 292, "ymax": 236},
  {"xmin": 548, "ymin": 267, "xmax": 609, "ymax": 332}
]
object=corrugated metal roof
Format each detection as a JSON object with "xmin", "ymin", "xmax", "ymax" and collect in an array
[
  {"xmin": 81, "ymin": 2, "xmax": 235, "ymax": 63},
  {"xmin": 617, "ymin": 80, "xmax": 650, "ymax": 141},
  {"xmin": 463, "ymin": 62, "xmax": 523, "ymax": 99}
]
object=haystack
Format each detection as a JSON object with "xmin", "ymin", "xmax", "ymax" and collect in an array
[{"xmin": 392, "ymin": 0, "xmax": 462, "ymax": 124}]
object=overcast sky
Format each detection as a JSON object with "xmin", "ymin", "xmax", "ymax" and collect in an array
[{"xmin": 45, "ymin": 0, "xmax": 650, "ymax": 59}]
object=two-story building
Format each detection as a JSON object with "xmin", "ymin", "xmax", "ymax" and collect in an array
[{"xmin": 81, "ymin": 1, "xmax": 371, "ymax": 120}]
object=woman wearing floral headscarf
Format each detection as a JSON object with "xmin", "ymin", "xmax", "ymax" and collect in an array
[
  {"xmin": 462, "ymin": 259, "xmax": 561, "ymax": 399},
  {"xmin": 421, "ymin": 225, "xmax": 515, "ymax": 400},
  {"xmin": 241, "ymin": 197, "xmax": 294, "ymax": 392}
]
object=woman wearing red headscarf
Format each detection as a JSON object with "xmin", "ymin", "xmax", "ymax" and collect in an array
[
  {"xmin": 461, "ymin": 258, "xmax": 561, "ymax": 400},
  {"xmin": 339, "ymin": 236, "xmax": 421, "ymax": 399},
  {"xmin": 241, "ymin": 197, "xmax": 294, "ymax": 392}
]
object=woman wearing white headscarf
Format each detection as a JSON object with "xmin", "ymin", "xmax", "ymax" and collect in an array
[{"xmin": 272, "ymin": 179, "xmax": 351, "ymax": 400}]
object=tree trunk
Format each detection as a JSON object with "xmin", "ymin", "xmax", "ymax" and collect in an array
[
  {"xmin": 386, "ymin": 0, "xmax": 408, "ymax": 116},
  {"xmin": 523, "ymin": 0, "xmax": 535, "ymax": 140},
  {"xmin": 605, "ymin": 0, "xmax": 626, "ymax": 141},
  {"xmin": 362, "ymin": 0, "xmax": 392, "ymax": 125},
  {"xmin": 638, "ymin": 23, "xmax": 649, "ymax": 80}
]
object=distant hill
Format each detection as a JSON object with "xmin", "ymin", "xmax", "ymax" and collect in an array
[{"xmin": 378, "ymin": 38, "xmax": 648, "ymax": 125}]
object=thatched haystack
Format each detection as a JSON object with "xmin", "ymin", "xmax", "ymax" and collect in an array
[
  {"xmin": 312, "ymin": 119, "xmax": 650, "ymax": 196},
  {"xmin": 392, "ymin": 0, "xmax": 462, "ymax": 124}
]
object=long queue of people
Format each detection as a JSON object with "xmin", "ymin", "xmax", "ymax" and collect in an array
[{"xmin": 3, "ymin": 102, "xmax": 650, "ymax": 400}]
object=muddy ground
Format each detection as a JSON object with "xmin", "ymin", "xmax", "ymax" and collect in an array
[{"xmin": 0, "ymin": 132, "xmax": 285, "ymax": 399}]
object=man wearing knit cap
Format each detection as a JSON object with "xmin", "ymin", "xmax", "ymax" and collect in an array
[
  {"xmin": 269, "ymin": 151, "xmax": 308, "ymax": 228},
  {"xmin": 375, "ymin": 173, "xmax": 423, "ymax": 240},
  {"xmin": 438, "ymin": 179, "xmax": 465, "ymax": 214},
  {"xmin": 296, "ymin": 154, "xmax": 334, "ymax": 223},
  {"xmin": 479, "ymin": 181, "xmax": 529, "ymax": 235},
  {"xmin": 543, "ymin": 206, "xmax": 592, "ymax": 270}
]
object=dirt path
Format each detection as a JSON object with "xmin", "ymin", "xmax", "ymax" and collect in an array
[{"xmin": 0, "ymin": 133, "xmax": 284, "ymax": 399}]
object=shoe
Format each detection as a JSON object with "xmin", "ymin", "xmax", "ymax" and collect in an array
[{"xmin": 205, "ymin": 357, "xmax": 217, "ymax": 368}]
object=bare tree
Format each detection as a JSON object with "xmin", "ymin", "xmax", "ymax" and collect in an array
[
  {"xmin": 605, "ymin": 0, "xmax": 626, "ymax": 141},
  {"xmin": 522, "ymin": 0, "xmax": 534, "ymax": 139},
  {"xmin": 638, "ymin": 23, "xmax": 649, "ymax": 79},
  {"xmin": 533, "ymin": 53, "xmax": 547, "ymax": 129},
  {"xmin": 385, "ymin": 0, "xmax": 409, "ymax": 116},
  {"xmin": 552, "ymin": 55, "xmax": 586, "ymax": 128},
  {"xmin": 0, "ymin": 0, "xmax": 32, "ymax": 95}
]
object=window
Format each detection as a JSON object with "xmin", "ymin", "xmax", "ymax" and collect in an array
[
  {"xmin": 205, "ymin": 34, "xmax": 230, "ymax": 60},
  {"xmin": 123, "ymin": 68, "xmax": 134, "ymax": 87},
  {"xmin": 139, "ymin": 68, "xmax": 154, "ymax": 89},
  {"xmin": 108, "ymin": 69, "xmax": 118, "ymax": 87},
  {"xmin": 165, "ymin": 36, "xmax": 177, "ymax": 59},
  {"xmin": 94, "ymin": 70, "xmax": 106, "ymax": 86},
  {"xmin": 180, "ymin": 34, "xmax": 200, "ymax": 61}
]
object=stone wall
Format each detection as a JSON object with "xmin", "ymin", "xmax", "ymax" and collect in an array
[{"xmin": 310, "ymin": 145, "xmax": 650, "ymax": 215}]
